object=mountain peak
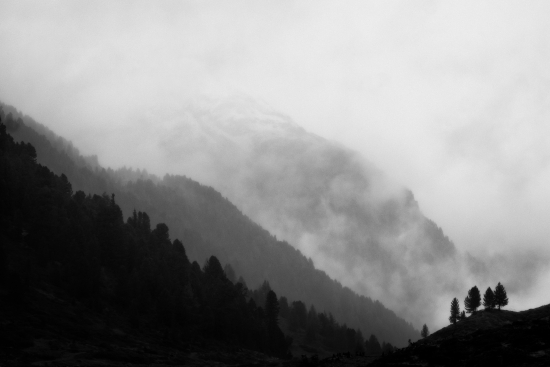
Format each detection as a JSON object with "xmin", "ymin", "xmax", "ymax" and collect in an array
[{"xmin": 182, "ymin": 92, "xmax": 305, "ymax": 139}]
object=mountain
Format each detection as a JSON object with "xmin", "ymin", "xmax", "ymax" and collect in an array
[
  {"xmin": 0, "ymin": 118, "xmax": 295, "ymax": 364},
  {"xmin": 1, "ymin": 101, "xmax": 419, "ymax": 346},
  {"xmin": 370, "ymin": 305, "xmax": 550, "ymax": 366},
  {"xmin": 90, "ymin": 93, "xmax": 461, "ymax": 325}
]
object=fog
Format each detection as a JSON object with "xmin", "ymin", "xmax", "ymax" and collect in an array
[{"xmin": 1, "ymin": 1, "xmax": 550, "ymax": 330}]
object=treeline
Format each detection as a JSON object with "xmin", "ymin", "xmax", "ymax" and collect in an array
[
  {"xmin": 448, "ymin": 283, "xmax": 509, "ymax": 324},
  {"xmin": 1, "ymin": 102, "xmax": 419, "ymax": 346},
  {"xmin": 249, "ymin": 281, "xmax": 396, "ymax": 355},
  {"xmin": 0, "ymin": 118, "xmax": 289, "ymax": 356}
]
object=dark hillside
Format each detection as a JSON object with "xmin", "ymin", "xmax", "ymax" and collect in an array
[
  {"xmin": 370, "ymin": 305, "xmax": 550, "ymax": 366},
  {"xmin": 1, "ymin": 102, "xmax": 418, "ymax": 346}
]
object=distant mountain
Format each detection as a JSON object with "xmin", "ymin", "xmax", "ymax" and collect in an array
[
  {"xmin": 370, "ymin": 305, "xmax": 550, "ymax": 366},
  {"xmin": 1, "ymin": 101, "xmax": 419, "ymax": 346},
  {"xmin": 99, "ymin": 93, "xmax": 461, "ymax": 325}
]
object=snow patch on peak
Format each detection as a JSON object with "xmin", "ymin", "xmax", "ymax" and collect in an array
[{"xmin": 183, "ymin": 92, "xmax": 305, "ymax": 139}]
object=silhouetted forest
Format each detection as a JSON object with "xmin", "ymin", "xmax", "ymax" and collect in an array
[
  {"xmin": 0, "ymin": 102, "xmax": 418, "ymax": 347},
  {"xmin": 1, "ymin": 117, "xmax": 295, "ymax": 355},
  {"xmin": 448, "ymin": 283, "xmax": 509, "ymax": 325}
]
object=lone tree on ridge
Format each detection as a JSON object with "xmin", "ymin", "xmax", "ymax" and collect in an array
[
  {"xmin": 421, "ymin": 324, "xmax": 429, "ymax": 338},
  {"xmin": 494, "ymin": 282, "xmax": 509, "ymax": 310},
  {"xmin": 483, "ymin": 287, "xmax": 495, "ymax": 310},
  {"xmin": 449, "ymin": 298, "xmax": 460, "ymax": 324},
  {"xmin": 464, "ymin": 285, "xmax": 481, "ymax": 314}
]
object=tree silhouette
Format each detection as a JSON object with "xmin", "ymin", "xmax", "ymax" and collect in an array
[
  {"xmin": 460, "ymin": 310, "xmax": 466, "ymax": 320},
  {"xmin": 483, "ymin": 287, "xmax": 495, "ymax": 310},
  {"xmin": 366, "ymin": 334, "xmax": 382, "ymax": 355},
  {"xmin": 421, "ymin": 324, "xmax": 429, "ymax": 338},
  {"xmin": 289, "ymin": 301, "xmax": 307, "ymax": 330},
  {"xmin": 305, "ymin": 305, "xmax": 319, "ymax": 342},
  {"xmin": 265, "ymin": 290, "xmax": 280, "ymax": 328},
  {"xmin": 449, "ymin": 298, "xmax": 460, "ymax": 324},
  {"xmin": 203, "ymin": 255, "xmax": 226, "ymax": 280},
  {"xmin": 464, "ymin": 285, "xmax": 481, "ymax": 314},
  {"xmin": 494, "ymin": 282, "xmax": 509, "ymax": 310}
]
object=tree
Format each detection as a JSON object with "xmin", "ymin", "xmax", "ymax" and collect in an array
[
  {"xmin": 449, "ymin": 298, "xmax": 460, "ymax": 324},
  {"xmin": 483, "ymin": 287, "xmax": 495, "ymax": 309},
  {"xmin": 366, "ymin": 334, "xmax": 382, "ymax": 355},
  {"xmin": 420, "ymin": 324, "xmax": 429, "ymax": 338},
  {"xmin": 279, "ymin": 296, "xmax": 290, "ymax": 318},
  {"xmin": 464, "ymin": 285, "xmax": 481, "ymax": 314},
  {"xmin": 460, "ymin": 310, "xmax": 466, "ymax": 320},
  {"xmin": 203, "ymin": 255, "xmax": 226, "ymax": 280},
  {"xmin": 265, "ymin": 290, "xmax": 280, "ymax": 328},
  {"xmin": 305, "ymin": 305, "xmax": 319, "ymax": 342},
  {"xmin": 289, "ymin": 301, "xmax": 307, "ymax": 330},
  {"xmin": 494, "ymin": 282, "xmax": 509, "ymax": 310}
]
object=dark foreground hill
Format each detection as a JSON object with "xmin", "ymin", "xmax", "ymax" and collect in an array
[
  {"xmin": 0, "ymin": 101, "xmax": 419, "ymax": 346},
  {"xmin": 369, "ymin": 305, "xmax": 550, "ymax": 367}
]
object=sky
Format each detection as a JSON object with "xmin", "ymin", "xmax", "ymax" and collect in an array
[{"xmin": 2, "ymin": 1, "xmax": 550, "ymax": 321}]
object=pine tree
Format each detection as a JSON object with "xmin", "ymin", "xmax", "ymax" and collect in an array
[
  {"xmin": 464, "ymin": 285, "xmax": 481, "ymax": 314},
  {"xmin": 367, "ymin": 334, "xmax": 382, "ymax": 355},
  {"xmin": 449, "ymin": 298, "xmax": 460, "ymax": 324},
  {"xmin": 483, "ymin": 287, "xmax": 495, "ymax": 309},
  {"xmin": 265, "ymin": 290, "xmax": 280, "ymax": 327},
  {"xmin": 203, "ymin": 255, "xmax": 226, "ymax": 280},
  {"xmin": 494, "ymin": 282, "xmax": 509, "ymax": 310},
  {"xmin": 460, "ymin": 310, "xmax": 466, "ymax": 320},
  {"xmin": 421, "ymin": 324, "xmax": 429, "ymax": 338}
]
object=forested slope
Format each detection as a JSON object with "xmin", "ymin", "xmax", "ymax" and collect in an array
[
  {"xmin": 0, "ymin": 115, "xmax": 292, "ymax": 361},
  {"xmin": 1, "ymin": 102, "xmax": 418, "ymax": 346}
]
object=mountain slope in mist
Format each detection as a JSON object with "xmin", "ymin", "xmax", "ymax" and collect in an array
[
  {"xmin": 117, "ymin": 94, "xmax": 462, "ymax": 325},
  {"xmin": 1, "ymin": 101, "xmax": 419, "ymax": 347}
]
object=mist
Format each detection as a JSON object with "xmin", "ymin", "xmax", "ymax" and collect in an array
[{"xmin": 1, "ymin": 1, "xmax": 550, "ymax": 329}]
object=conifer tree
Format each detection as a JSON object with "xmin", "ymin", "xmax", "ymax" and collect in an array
[
  {"xmin": 494, "ymin": 282, "xmax": 509, "ymax": 310},
  {"xmin": 265, "ymin": 290, "xmax": 280, "ymax": 327},
  {"xmin": 464, "ymin": 285, "xmax": 481, "ymax": 314},
  {"xmin": 420, "ymin": 324, "xmax": 429, "ymax": 338},
  {"xmin": 460, "ymin": 310, "xmax": 466, "ymax": 320},
  {"xmin": 203, "ymin": 255, "xmax": 226, "ymax": 280},
  {"xmin": 483, "ymin": 287, "xmax": 495, "ymax": 309},
  {"xmin": 367, "ymin": 334, "xmax": 382, "ymax": 355},
  {"xmin": 449, "ymin": 298, "xmax": 460, "ymax": 324}
]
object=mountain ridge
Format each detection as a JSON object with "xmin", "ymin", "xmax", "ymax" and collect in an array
[
  {"xmin": 1, "ymin": 100, "xmax": 419, "ymax": 346},
  {"xmin": 138, "ymin": 94, "xmax": 461, "ymax": 326}
]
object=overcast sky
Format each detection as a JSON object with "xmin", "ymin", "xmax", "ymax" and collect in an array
[{"xmin": 2, "ymin": 1, "xmax": 550, "ymax": 310}]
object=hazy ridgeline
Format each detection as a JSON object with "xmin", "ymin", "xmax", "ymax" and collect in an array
[
  {"xmin": 3, "ymin": 93, "xmax": 545, "ymax": 339},
  {"xmin": 1, "ymin": 102, "xmax": 419, "ymax": 346},
  {"xmin": 110, "ymin": 95, "xmax": 545, "ymax": 327}
]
